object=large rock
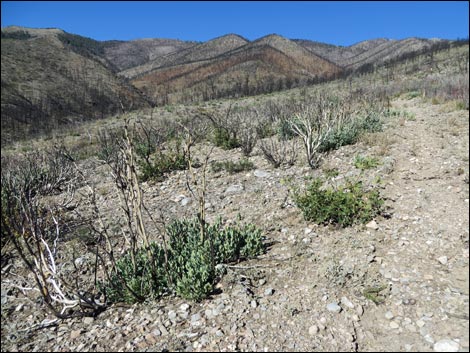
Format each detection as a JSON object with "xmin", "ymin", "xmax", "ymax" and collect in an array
[
  {"xmin": 254, "ymin": 170, "xmax": 271, "ymax": 178},
  {"xmin": 433, "ymin": 339, "xmax": 459, "ymax": 352},
  {"xmin": 225, "ymin": 184, "xmax": 244, "ymax": 194}
]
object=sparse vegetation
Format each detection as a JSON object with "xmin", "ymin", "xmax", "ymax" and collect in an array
[{"xmin": 1, "ymin": 26, "xmax": 468, "ymax": 352}]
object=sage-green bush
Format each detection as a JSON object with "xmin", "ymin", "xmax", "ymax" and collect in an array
[
  {"xmin": 319, "ymin": 112, "xmax": 383, "ymax": 152},
  {"xmin": 103, "ymin": 243, "xmax": 168, "ymax": 303},
  {"xmin": 138, "ymin": 148, "xmax": 187, "ymax": 182},
  {"xmin": 102, "ymin": 218, "xmax": 264, "ymax": 303},
  {"xmin": 293, "ymin": 178, "xmax": 383, "ymax": 227}
]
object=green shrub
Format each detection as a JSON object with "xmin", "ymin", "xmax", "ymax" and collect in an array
[
  {"xmin": 256, "ymin": 121, "xmax": 276, "ymax": 139},
  {"xmin": 455, "ymin": 100, "xmax": 467, "ymax": 110},
  {"xmin": 102, "ymin": 218, "xmax": 264, "ymax": 303},
  {"xmin": 1, "ymin": 30, "xmax": 32, "ymax": 40},
  {"xmin": 167, "ymin": 218, "xmax": 264, "ymax": 300},
  {"xmin": 277, "ymin": 119, "xmax": 297, "ymax": 141},
  {"xmin": 384, "ymin": 109, "xmax": 415, "ymax": 121},
  {"xmin": 293, "ymin": 178, "xmax": 383, "ymax": 227},
  {"xmin": 406, "ymin": 91, "xmax": 421, "ymax": 99},
  {"xmin": 323, "ymin": 167, "xmax": 339, "ymax": 179},
  {"xmin": 213, "ymin": 128, "xmax": 240, "ymax": 150},
  {"xmin": 102, "ymin": 243, "xmax": 168, "ymax": 303},
  {"xmin": 211, "ymin": 158, "xmax": 254, "ymax": 174},
  {"xmin": 354, "ymin": 155, "xmax": 381, "ymax": 170},
  {"xmin": 138, "ymin": 145, "xmax": 187, "ymax": 182},
  {"xmin": 319, "ymin": 112, "xmax": 383, "ymax": 153}
]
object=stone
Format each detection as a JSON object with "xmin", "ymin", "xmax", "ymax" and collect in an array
[
  {"xmin": 179, "ymin": 303, "xmax": 190, "ymax": 312},
  {"xmin": 389, "ymin": 321, "xmax": 399, "ymax": 329},
  {"xmin": 264, "ymin": 288, "xmax": 275, "ymax": 296},
  {"xmin": 437, "ymin": 256, "xmax": 448, "ymax": 265},
  {"xmin": 168, "ymin": 310, "xmax": 177, "ymax": 321},
  {"xmin": 225, "ymin": 184, "xmax": 244, "ymax": 194},
  {"xmin": 70, "ymin": 330, "xmax": 81, "ymax": 340},
  {"xmin": 366, "ymin": 220, "xmax": 379, "ymax": 230},
  {"xmin": 205, "ymin": 309, "xmax": 214, "ymax": 318},
  {"xmin": 181, "ymin": 197, "xmax": 192, "ymax": 206},
  {"xmin": 385, "ymin": 311, "xmax": 394, "ymax": 320},
  {"xmin": 173, "ymin": 194, "xmax": 186, "ymax": 203},
  {"xmin": 340, "ymin": 296, "xmax": 354, "ymax": 309},
  {"xmin": 433, "ymin": 339, "xmax": 459, "ymax": 352},
  {"xmin": 326, "ymin": 302, "xmax": 342, "ymax": 313},
  {"xmin": 83, "ymin": 317, "xmax": 94, "ymax": 325},
  {"xmin": 254, "ymin": 170, "xmax": 270, "ymax": 178},
  {"xmin": 145, "ymin": 333, "xmax": 157, "ymax": 345},
  {"xmin": 356, "ymin": 305, "xmax": 364, "ymax": 316},
  {"xmin": 308, "ymin": 325, "xmax": 319, "ymax": 335},
  {"xmin": 191, "ymin": 313, "xmax": 201, "ymax": 322}
]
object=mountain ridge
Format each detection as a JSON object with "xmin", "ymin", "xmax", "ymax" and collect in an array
[{"xmin": 1, "ymin": 25, "xmax": 461, "ymax": 144}]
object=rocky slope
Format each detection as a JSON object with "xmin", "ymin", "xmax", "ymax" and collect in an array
[{"xmin": 1, "ymin": 96, "xmax": 468, "ymax": 352}]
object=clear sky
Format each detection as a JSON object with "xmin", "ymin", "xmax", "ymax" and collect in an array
[{"xmin": 1, "ymin": 1, "xmax": 468, "ymax": 46}]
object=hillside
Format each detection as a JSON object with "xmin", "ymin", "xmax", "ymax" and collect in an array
[
  {"xmin": 295, "ymin": 37, "xmax": 450, "ymax": 70},
  {"xmin": 120, "ymin": 34, "xmax": 249, "ymax": 79},
  {"xmin": 102, "ymin": 37, "xmax": 197, "ymax": 72},
  {"xmin": 1, "ymin": 26, "xmax": 151, "ymax": 145},
  {"xmin": 130, "ymin": 34, "xmax": 342, "ymax": 104}
]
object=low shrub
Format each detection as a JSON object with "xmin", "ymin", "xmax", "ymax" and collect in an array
[
  {"xmin": 354, "ymin": 155, "xmax": 381, "ymax": 170},
  {"xmin": 139, "ymin": 148, "xmax": 187, "ymax": 182},
  {"xmin": 102, "ymin": 218, "xmax": 264, "ymax": 303},
  {"xmin": 293, "ymin": 178, "xmax": 383, "ymax": 227},
  {"xmin": 277, "ymin": 119, "xmax": 297, "ymax": 141},
  {"xmin": 167, "ymin": 218, "xmax": 264, "ymax": 300},
  {"xmin": 319, "ymin": 112, "xmax": 383, "ymax": 153},
  {"xmin": 213, "ymin": 128, "xmax": 240, "ymax": 150},
  {"xmin": 211, "ymin": 159, "xmax": 254, "ymax": 174},
  {"xmin": 103, "ymin": 243, "xmax": 168, "ymax": 303}
]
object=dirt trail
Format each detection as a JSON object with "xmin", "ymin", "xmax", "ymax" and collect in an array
[{"xmin": 356, "ymin": 98, "xmax": 469, "ymax": 351}]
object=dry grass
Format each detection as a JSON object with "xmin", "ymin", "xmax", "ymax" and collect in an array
[{"xmin": 360, "ymin": 132, "xmax": 396, "ymax": 156}]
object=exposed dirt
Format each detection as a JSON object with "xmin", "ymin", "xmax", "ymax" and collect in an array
[{"xmin": 1, "ymin": 97, "xmax": 468, "ymax": 352}]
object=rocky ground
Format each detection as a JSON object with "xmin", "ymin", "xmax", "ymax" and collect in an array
[{"xmin": 1, "ymin": 97, "xmax": 469, "ymax": 352}]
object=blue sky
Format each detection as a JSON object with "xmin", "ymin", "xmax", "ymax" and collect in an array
[{"xmin": 1, "ymin": 1, "xmax": 468, "ymax": 46}]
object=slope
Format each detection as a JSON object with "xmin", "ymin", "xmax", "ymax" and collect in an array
[{"xmin": 1, "ymin": 26, "xmax": 151, "ymax": 144}]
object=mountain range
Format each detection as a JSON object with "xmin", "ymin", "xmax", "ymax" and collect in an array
[{"xmin": 0, "ymin": 25, "xmax": 455, "ymax": 143}]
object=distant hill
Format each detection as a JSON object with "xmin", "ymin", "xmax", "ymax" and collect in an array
[
  {"xmin": 102, "ymin": 37, "xmax": 197, "ymax": 72},
  {"xmin": 129, "ymin": 33, "xmax": 342, "ymax": 104},
  {"xmin": 1, "ymin": 26, "xmax": 151, "ymax": 144},
  {"xmin": 1, "ymin": 26, "xmax": 461, "ymax": 144},
  {"xmin": 293, "ymin": 37, "xmax": 450, "ymax": 70}
]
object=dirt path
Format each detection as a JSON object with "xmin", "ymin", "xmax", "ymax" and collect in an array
[{"xmin": 357, "ymin": 98, "xmax": 469, "ymax": 352}]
